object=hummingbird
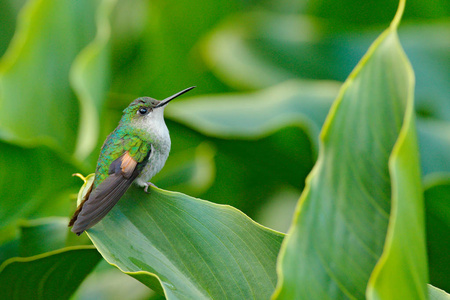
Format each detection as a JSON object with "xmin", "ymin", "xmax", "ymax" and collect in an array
[{"xmin": 69, "ymin": 86, "xmax": 196, "ymax": 235}]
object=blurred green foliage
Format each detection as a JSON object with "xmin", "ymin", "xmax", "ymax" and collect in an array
[{"xmin": 0, "ymin": 0, "xmax": 448, "ymax": 299}]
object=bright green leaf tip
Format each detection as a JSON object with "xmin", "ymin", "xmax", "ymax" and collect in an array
[
  {"xmin": 75, "ymin": 173, "xmax": 95, "ymax": 206},
  {"xmin": 0, "ymin": 245, "xmax": 97, "ymax": 271},
  {"xmin": 390, "ymin": 0, "xmax": 405, "ymax": 30}
]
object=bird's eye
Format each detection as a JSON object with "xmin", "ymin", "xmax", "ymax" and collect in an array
[{"xmin": 138, "ymin": 107, "xmax": 150, "ymax": 115}]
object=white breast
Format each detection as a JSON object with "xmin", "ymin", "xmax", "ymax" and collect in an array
[
  {"xmin": 134, "ymin": 142, "xmax": 169, "ymax": 186},
  {"xmin": 134, "ymin": 107, "xmax": 171, "ymax": 187}
]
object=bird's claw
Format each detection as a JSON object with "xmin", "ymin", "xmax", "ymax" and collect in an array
[{"xmin": 143, "ymin": 182, "xmax": 157, "ymax": 193}]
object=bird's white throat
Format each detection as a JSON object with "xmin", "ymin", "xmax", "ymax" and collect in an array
[{"xmin": 134, "ymin": 107, "xmax": 171, "ymax": 186}]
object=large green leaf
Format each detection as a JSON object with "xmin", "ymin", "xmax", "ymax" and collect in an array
[
  {"xmin": 0, "ymin": 217, "xmax": 95, "ymax": 300},
  {"xmin": 0, "ymin": 0, "xmax": 97, "ymax": 153},
  {"xmin": 85, "ymin": 186, "xmax": 284, "ymax": 299},
  {"xmin": 0, "ymin": 217, "xmax": 101, "ymax": 300},
  {"xmin": 273, "ymin": 1, "xmax": 427, "ymax": 299},
  {"xmin": 0, "ymin": 246, "xmax": 101, "ymax": 300}
]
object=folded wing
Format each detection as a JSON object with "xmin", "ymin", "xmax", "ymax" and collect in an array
[{"xmin": 70, "ymin": 151, "xmax": 143, "ymax": 235}]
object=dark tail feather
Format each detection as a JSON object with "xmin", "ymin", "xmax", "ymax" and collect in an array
[
  {"xmin": 68, "ymin": 182, "xmax": 93, "ymax": 228},
  {"xmin": 68, "ymin": 198, "xmax": 88, "ymax": 227}
]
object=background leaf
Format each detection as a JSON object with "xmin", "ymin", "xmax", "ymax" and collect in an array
[
  {"xmin": 0, "ymin": 0, "xmax": 26, "ymax": 57},
  {"xmin": 167, "ymin": 80, "xmax": 339, "ymax": 141},
  {"xmin": 70, "ymin": 0, "xmax": 116, "ymax": 163},
  {"xmin": 0, "ymin": 246, "xmax": 101, "ymax": 300},
  {"xmin": 18, "ymin": 218, "xmax": 70, "ymax": 257},
  {"xmin": 0, "ymin": 217, "xmax": 100, "ymax": 300},
  {"xmin": 424, "ymin": 176, "xmax": 450, "ymax": 293},
  {"xmin": 0, "ymin": 142, "xmax": 78, "ymax": 241},
  {"xmin": 154, "ymin": 142, "xmax": 217, "ymax": 196},
  {"xmin": 0, "ymin": 0, "xmax": 98, "ymax": 153},
  {"xmin": 417, "ymin": 120, "xmax": 450, "ymax": 177},
  {"xmin": 109, "ymin": 0, "xmax": 245, "ymax": 97}
]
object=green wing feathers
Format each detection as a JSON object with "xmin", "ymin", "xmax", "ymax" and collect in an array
[{"xmin": 94, "ymin": 128, "xmax": 151, "ymax": 188}]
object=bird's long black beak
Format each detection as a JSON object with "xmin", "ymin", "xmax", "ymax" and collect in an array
[{"xmin": 155, "ymin": 86, "xmax": 196, "ymax": 108}]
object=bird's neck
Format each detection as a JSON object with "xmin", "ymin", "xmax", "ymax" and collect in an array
[{"xmin": 125, "ymin": 121, "xmax": 170, "ymax": 152}]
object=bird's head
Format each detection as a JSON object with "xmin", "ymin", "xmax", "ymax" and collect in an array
[{"xmin": 120, "ymin": 86, "xmax": 195, "ymax": 129}]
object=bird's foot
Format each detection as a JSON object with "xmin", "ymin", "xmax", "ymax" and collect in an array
[{"xmin": 143, "ymin": 182, "xmax": 157, "ymax": 193}]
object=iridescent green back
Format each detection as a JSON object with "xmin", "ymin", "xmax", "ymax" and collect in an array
[{"xmin": 93, "ymin": 126, "xmax": 152, "ymax": 188}]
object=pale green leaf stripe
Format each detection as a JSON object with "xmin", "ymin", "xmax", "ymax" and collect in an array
[
  {"xmin": 366, "ymin": 1, "xmax": 428, "ymax": 298},
  {"xmin": 70, "ymin": 0, "xmax": 116, "ymax": 161},
  {"xmin": 86, "ymin": 186, "xmax": 284, "ymax": 299},
  {"xmin": 272, "ymin": 0, "xmax": 427, "ymax": 299}
]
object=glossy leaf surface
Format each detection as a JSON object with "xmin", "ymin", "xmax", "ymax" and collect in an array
[{"xmin": 87, "ymin": 186, "xmax": 284, "ymax": 299}]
